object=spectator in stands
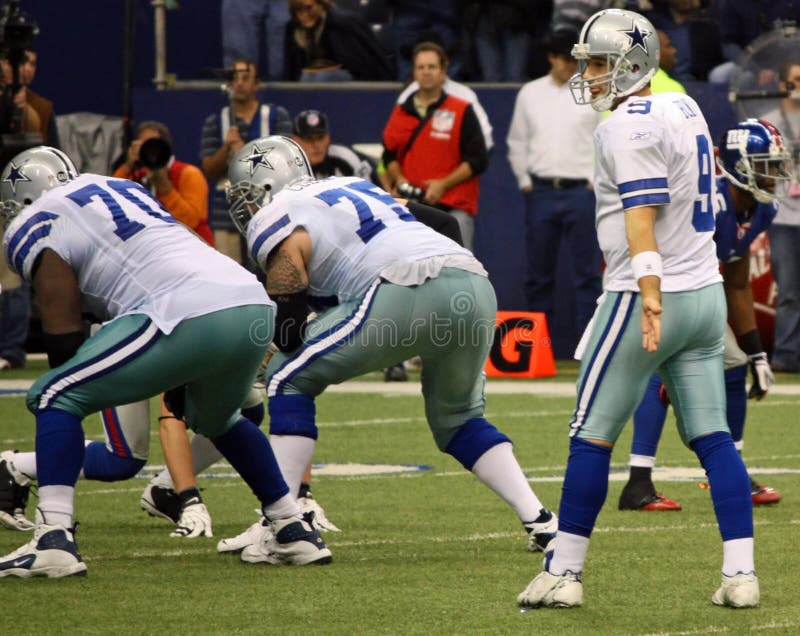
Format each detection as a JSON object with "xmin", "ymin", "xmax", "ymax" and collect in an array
[
  {"xmin": 382, "ymin": 42, "xmax": 488, "ymax": 252},
  {"xmin": 652, "ymin": 30, "xmax": 687, "ymax": 93},
  {"xmin": 113, "ymin": 120, "xmax": 214, "ymax": 245},
  {"xmin": 641, "ymin": 0, "xmax": 723, "ymax": 81},
  {"xmin": 392, "ymin": 0, "xmax": 463, "ymax": 81},
  {"xmin": 709, "ymin": 1, "xmax": 800, "ymax": 84},
  {"xmin": 200, "ymin": 59, "xmax": 292, "ymax": 263},
  {"xmin": 506, "ymin": 29, "xmax": 602, "ymax": 338},
  {"xmin": 3, "ymin": 47, "xmax": 59, "ymax": 146},
  {"xmin": 221, "ymin": 0, "xmax": 290, "ymax": 82},
  {"xmin": 764, "ymin": 60, "xmax": 800, "ymax": 373},
  {"xmin": 292, "ymin": 109, "xmax": 376, "ymax": 182},
  {"xmin": 462, "ymin": 0, "xmax": 533, "ymax": 82},
  {"xmin": 283, "ymin": 0, "xmax": 394, "ymax": 82}
]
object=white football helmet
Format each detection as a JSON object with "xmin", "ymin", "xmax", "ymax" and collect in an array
[
  {"xmin": 226, "ymin": 135, "xmax": 314, "ymax": 234},
  {"xmin": 0, "ymin": 146, "xmax": 79, "ymax": 225},
  {"xmin": 569, "ymin": 9, "xmax": 660, "ymax": 112}
]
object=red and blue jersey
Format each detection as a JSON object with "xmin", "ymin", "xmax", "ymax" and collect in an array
[{"xmin": 713, "ymin": 176, "xmax": 777, "ymax": 264}]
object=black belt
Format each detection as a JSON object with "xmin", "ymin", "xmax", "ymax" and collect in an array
[{"xmin": 530, "ymin": 175, "xmax": 588, "ymax": 190}]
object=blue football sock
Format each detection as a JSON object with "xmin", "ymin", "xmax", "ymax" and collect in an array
[
  {"xmin": 691, "ymin": 431, "xmax": 752, "ymax": 540},
  {"xmin": 36, "ymin": 408, "xmax": 85, "ymax": 487},
  {"xmin": 724, "ymin": 366, "xmax": 747, "ymax": 442},
  {"xmin": 241, "ymin": 401, "xmax": 265, "ymax": 427},
  {"xmin": 82, "ymin": 441, "xmax": 146, "ymax": 481},
  {"xmin": 211, "ymin": 417, "xmax": 289, "ymax": 506},
  {"xmin": 558, "ymin": 437, "xmax": 613, "ymax": 538},
  {"xmin": 630, "ymin": 373, "xmax": 668, "ymax": 457}
]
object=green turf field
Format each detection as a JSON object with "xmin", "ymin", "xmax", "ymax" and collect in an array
[{"xmin": 1, "ymin": 361, "xmax": 798, "ymax": 635}]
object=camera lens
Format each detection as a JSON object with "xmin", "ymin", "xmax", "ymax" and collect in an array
[{"xmin": 138, "ymin": 137, "xmax": 172, "ymax": 170}]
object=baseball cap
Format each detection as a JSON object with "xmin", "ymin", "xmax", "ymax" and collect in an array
[{"xmin": 294, "ymin": 109, "xmax": 329, "ymax": 137}]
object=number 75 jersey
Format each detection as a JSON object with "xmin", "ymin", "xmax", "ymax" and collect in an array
[
  {"xmin": 594, "ymin": 93, "xmax": 722, "ymax": 293},
  {"xmin": 247, "ymin": 176, "xmax": 472, "ymax": 302},
  {"xmin": 3, "ymin": 173, "xmax": 269, "ymax": 334}
]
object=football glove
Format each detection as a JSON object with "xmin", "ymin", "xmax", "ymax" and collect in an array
[
  {"xmin": 170, "ymin": 502, "xmax": 213, "ymax": 538},
  {"xmin": 747, "ymin": 352, "xmax": 774, "ymax": 400}
]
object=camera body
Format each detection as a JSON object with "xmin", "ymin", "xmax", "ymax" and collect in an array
[
  {"xmin": 136, "ymin": 137, "xmax": 172, "ymax": 170},
  {"xmin": 397, "ymin": 182, "xmax": 425, "ymax": 200}
]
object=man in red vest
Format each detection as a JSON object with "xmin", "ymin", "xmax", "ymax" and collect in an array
[
  {"xmin": 114, "ymin": 120, "xmax": 214, "ymax": 245},
  {"xmin": 382, "ymin": 42, "xmax": 488, "ymax": 252}
]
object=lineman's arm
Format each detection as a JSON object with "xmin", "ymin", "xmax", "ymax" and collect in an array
[
  {"xmin": 625, "ymin": 205, "xmax": 662, "ymax": 353},
  {"xmin": 265, "ymin": 228, "xmax": 312, "ymax": 352},
  {"xmin": 33, "ymin": 249, "xmax": 85, "ymax": 367}
]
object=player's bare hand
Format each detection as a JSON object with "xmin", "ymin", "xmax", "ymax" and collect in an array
[{"xmin": 641, "ymin": 295, "xmax": 662, "ymax": 352}]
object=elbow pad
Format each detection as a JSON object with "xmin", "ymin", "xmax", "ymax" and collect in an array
[
  {"xmin": 274, "ymin": 290, "xmax": 308, "ymax": 352},
  {"xmin": 42, "ymin": 331, "xmax": 86, "ymax": 368}
]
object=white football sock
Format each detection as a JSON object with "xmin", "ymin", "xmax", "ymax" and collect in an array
[
  {"xmin": 629, "ymin": 453, "xmax": 656, "ymax": 468},
  {"xmin": 471, "ymin": 442, "xmax": 545, "ymax": 522},
  {"xmin": 722, "ymin": 537, "xmax": 755, "ymax": 576},
  {"xmin": 269, "ymin": 435, "xmax": 316, "ymax": 498},
  {"xmin": 263, "ymin": 493, "xmax": 302, "ymax": 521},
  {"xmin": 37, "ymin": 485, "xmax": 75, "ymax": 528},
  {"xmin": 190, "ymin": 433, "xmax": 223, "ymax": 474},
  {"xmin": 548, "ymin": 531, "xmax": 590, "ymax": 575}
]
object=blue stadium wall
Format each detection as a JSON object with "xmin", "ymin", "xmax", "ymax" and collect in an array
[{"xmin": 30, "ymin": 0, "xmax": 738, "ymax": 358}]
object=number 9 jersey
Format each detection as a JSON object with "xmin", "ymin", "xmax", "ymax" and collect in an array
[
  {"xmin": 594, "ymin": 93, "xmax": 722, "ymax": 292},
  {"xmin": 3, "ymin": 173, "xmax": 270, "ymax": 333},
  {"xmin": 246, "ymin": 176, "xmax": 476, "ymax": 302}
]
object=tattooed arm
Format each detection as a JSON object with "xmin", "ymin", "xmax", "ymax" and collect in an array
[{"xmin": 265, "ymin": 228, "xmax": 312, "ymax": 351}]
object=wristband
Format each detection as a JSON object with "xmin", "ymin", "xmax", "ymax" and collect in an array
[
  {"xmin": 631, "ymin": 251, "xmax": 663, "ymax": 281},
  {"xmin": 737, "ymin": 329, "xmax": 763, "ymax": 356}
]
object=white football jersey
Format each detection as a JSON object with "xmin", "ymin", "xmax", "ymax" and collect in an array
[
  {"xmin": 3, "ymin": 173, "xmax": 270, "ymax": 334},
  {"xmin": 594, "ymin": 93, "xmax": 722, "ymax": 292},
  {"xmin": 247, "ymin": 176, "xmax": 473, "ymax": 301}
]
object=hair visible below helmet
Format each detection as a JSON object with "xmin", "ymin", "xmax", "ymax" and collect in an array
[
  {"xmin": 569, "ymin": 9, "xmax": 660, "ymax": 112},
  {"xmin": 0, "ymin": 146, "xmax": 79, "ymax": 225},
  {"xmin": 226, "ymin": 135, "xmax": 314, "ymax": 234},
  {"xmin": 717, "ymin": 119, "xmax": 793, "ymax": 204}
]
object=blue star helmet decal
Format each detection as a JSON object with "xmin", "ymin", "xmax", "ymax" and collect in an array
[
  {"xmin": 2, "ymin": 162, "xmax": 31, "ymax": 194},
  {"xmin": 239, "ymin": 144, "xmax": 274, "ymax": 176},
  {"xmin": 622, "ymin": 22, "xmax": 650, "ymax": 55}
]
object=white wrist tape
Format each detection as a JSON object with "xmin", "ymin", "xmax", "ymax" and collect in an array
[{"xmin": 631, "ymin": 251, "xmax": 663, "ymax": 281}]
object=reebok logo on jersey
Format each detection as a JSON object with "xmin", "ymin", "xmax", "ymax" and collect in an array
[{"xmin": 629, "ymin": 131, "xmax": 651, "ymax": 141}]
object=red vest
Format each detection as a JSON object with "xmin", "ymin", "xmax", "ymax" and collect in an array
[
  {"xmin": 167, "ymin": 161, "xmax": 214, "ymax": 245},
  {"xmin": 384, "ymin": 95, "xmax": 480, "ymax": 215}
]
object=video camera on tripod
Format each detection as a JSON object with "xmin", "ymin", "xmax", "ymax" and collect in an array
[{"xmin": 0, "ymin": 0, "xmax": 39, "ymax": 169}]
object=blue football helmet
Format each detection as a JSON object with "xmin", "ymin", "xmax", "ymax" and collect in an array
[{"xmin": 717, "ymin": 119, "xmax": 792, "ymax": 204}]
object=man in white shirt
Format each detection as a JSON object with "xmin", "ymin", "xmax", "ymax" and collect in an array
[{"xmin": 506, "ymin": 29, "xmax": 602, "ymax": 337}]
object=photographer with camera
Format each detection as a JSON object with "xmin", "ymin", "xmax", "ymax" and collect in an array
[{"xmin": 113, "ymin": 121, "xmax": 213, "ymax": 245}]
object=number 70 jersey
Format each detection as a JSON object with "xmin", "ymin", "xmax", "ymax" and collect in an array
[
  {"xmin": 247, "ymin": 176, "xmax": 471, "ymax": 302},
  {"xmin": 594, "ymin": 93, "xmax": 722, "ymax": 293},
  {"xmin": 3, "ymin": 173, "xmax": 268, "ymax": 333}
]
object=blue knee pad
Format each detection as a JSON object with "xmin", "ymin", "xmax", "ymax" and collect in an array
[
  {"xmin": 268, "ymin": 394, "xmax": 317, "ymax": 439},
  {"xmin": 82, "ymin": 441, "xmax": 146, "ymax": 482},
  {"xmin": 444, "ymin": 418, "xmax": 510, "ymax": 470},
  {"xmin": 559, "ymin": 436, "xmax": 613, "ymax": 538},
  {"xmin": 241, "ymin": 401, "xmax": 265, "ymax": 427},
  {"xmin": 631, "ymin": 373, "xmax": 668, "ymax": 457},
  {"xmin": 690, "ymin": 431, "xmax": 752, "ymax": 540},
  {"xmin": 724, "ymin": 366, "xmax": 747, "ymax": 442}
]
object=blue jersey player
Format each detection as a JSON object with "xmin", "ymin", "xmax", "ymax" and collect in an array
[{"xmin": 618, "ymin": 118, "xmax": 792, "ymax": 511}]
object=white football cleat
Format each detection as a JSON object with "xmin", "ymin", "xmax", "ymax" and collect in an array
[
  {"xmin": 711, "ymin": 572, "xmax": 760, "ymax": 608},
  {"xmin": 217, "ymin": 509, "xmax": 269, "ymax": 554},
  {"xmin": 523, "ymin": 509, "xmax": 557, "ymax": 552},
  {"xmin": 0, "ymin": 451, "xmax": 34, "ymax": 531},
  {"xmin": 299, "ymin": 495, "xmax": 340, "ymax": 532},
  {"xmin": 0, "ymin": 523, "xmax": 87, "ymax": 578},
  {"xmin": 517, "ymin": 570, "xmax": 583, "ymax": 608},
  {"xmin": 140, "ymin": 483, "xmax": 181, "ymax": 525},
  {"xmin": 241, "ymin": 512, "xmax": 332, "ymax": 565}
]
